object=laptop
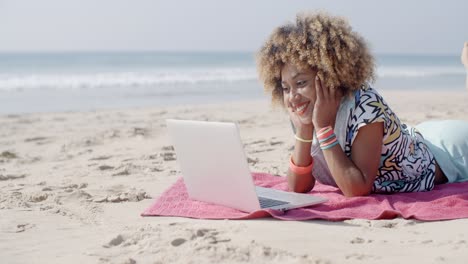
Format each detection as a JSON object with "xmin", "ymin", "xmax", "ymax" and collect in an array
[{"xmin": 166, "ymin": 119, "xmax": 328, "ymax": 212}]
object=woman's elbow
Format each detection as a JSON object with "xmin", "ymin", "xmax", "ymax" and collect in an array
[
  {"xmin": 341, "ymin": 186, "xmax": 372, "ymax": 197},
  {"xmin": 288, "ymin": 183, "xmax": 313, "ymax": 193},
  {"xmin": 287, "ymin": 173, "xmax": 315, "ymax": 193}
]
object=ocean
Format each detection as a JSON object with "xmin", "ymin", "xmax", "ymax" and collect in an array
[{"xmin": 0, "ymin": 52, "xmax": 465, "ymax": 114}]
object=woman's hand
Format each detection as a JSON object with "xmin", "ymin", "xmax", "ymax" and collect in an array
[
  {"xmin": 312, "ymin": 76, "xmax": 342, "ymax": 129},
  {"xmin": 287, "ymin": 103, "xmax": 313, "ymax": 130}
]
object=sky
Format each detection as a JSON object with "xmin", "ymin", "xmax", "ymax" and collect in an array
[{"xmin": 0, "ymin": 0, "xmax": 466, "ymax": 54}]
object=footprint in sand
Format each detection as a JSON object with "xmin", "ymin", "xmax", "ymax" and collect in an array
[
  {"xmin": 24, "ymin": 136, "xmax": 48, "ymax": 142},
  {"xmin": 101, "ymin": 129, "xmax": 120, "ymax": 139},
  {"xmin": 151, "ymin": 166, "xmax": 165, "ymax": 172},
  {"xmin": 108, "ymin": 163, "xmax": 143, "ymax": 177},
  {"xmin": 24, "ymin": 136, "xmax": 50, "ymax": 145},
  {"xmin": 168, "ymin": 228, "xmax": 230, "ymax": 247},
  {"xmin": 162, "ymin": 146, "xmax": 174, "ymax": 151},
  {"xmin": 15, "ymin": 223, "xmax": 35, "ymax": 233},
  {"xmin": 168, "ymin": 169, "xmax": 180, "ymax": 175},
  {"xmin": 64, "ymin": 183, "xmax": 88, "ymax": 190},
  {"xmin": 129, "ymin": 127, "xmax": 149, "ymax": 137},
  {"xmin": 446, "ymin": 239, "xmax": 467, "ymax": 250},
  {"xmin": 17, "ymin": 155, "xmax": 42, "ymax": 165},
  {"xmin": 92, "ymin": 189, "xmax": 151, "ymax": 203},
  {"xmin": 245, "ymin": 139, "xmax": 267, "ymax": 146},
  {"xmin": 249, "ymin": 148, "xmax": 275, "ymax": 154},
  {"xmin": 0, "ymin": 174, "xmax": 26, "ymax": 181},
  {"xmin": 269, "ymin": 140, "xmax": 283, "ymax": 146},
  {"xmin": 97, "ymin": 224, "xmax": 328, "ymax": 264},
  {"xmin": 247, "ymin": 157, "xmax": 259, "ymax": 165},
  {"xmin": 112, "ymin": 169, "xmax": 130, "ymax": 177},
  {"xmin": 267, "ymin": 137, "xmax": 284, "ymax": 146},
  {"xmin": 346, "ymin": 219, "xmax": 417, "ymax": 229},
  {"xmin": 245, "ymin": 139, "xmax": 279, "ymax": 154},
  {"xmin": 103, "ymin": 234, "xmax": 125, "ymax": 248},
  {"xmin": 28, "ymin": 193, "xmax": 49, "ymax": 203},
  {"xmin": 345, "ymin": 253, "xmax": 380, "ymax": 260},
  {"xmin": 350, "ymin": 237, "xmax": 373, "ymax": 244},
  {"xmin": 421, "ymin": 239, "xmax": 433, "ymax": 244},
  {"xmin": 160, "ymin": 152, "xmax": 176, "ymax": 161},
  {"xmin": 89, "ymin": 155, "xmax": 113, "ymax": 161},
  {"xmin": 0, "ymin": 151, "xmax": 18, "ymax": 159},
  {"xmin": 146, "ymin": 154, "xmax": 159, "ymax": 160},
  {"xmin": 39, "ymin": 183, "xmax": 90, "ymax": 206},
  {"xmin": 57, "ymin": 187, "xmax": 92, "ymax": 203},
  {"xmin": 371, "ymin": 219, "xmax": 417, "ymax": 228},
  {"xmin": 98, "ymin": 165, "xmax": 114, "ymax": 171},
  {"xmin": 171, "ymin": 238, "xmax": 187, "ymax": 247},
  {"xmin": 122, "ymin": 258, "xmax": 137, "ymax": 264}
]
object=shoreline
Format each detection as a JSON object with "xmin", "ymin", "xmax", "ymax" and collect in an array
[{"xmin": 1, "ymin": 85, "xmax": 466, "ymax": 116}]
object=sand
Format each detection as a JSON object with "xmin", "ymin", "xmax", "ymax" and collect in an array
[{"xmin": 1, "ymin": 89, "xmax": 468, "ymax": 264}]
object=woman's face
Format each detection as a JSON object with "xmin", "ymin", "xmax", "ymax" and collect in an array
[{"xmin": 280, "ymin": 63, "xmax": 317, "ymax": 117}]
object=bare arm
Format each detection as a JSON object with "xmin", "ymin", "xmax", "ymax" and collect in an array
[
  {"xmin": 320, "ymin": 122, "xmax": 383, "ymax": 197},
  {"xmin": 287, "ymin": 124, "xmax": 316, "ymax": 193},
  {"xmin": 312, "ymin": 76, "xmax": 383, "ymax": 197}
]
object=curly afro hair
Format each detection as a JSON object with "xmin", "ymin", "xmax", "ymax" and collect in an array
[{"xmin": 256, "ymin": 11, "xmax": 376, "ymax": 106}]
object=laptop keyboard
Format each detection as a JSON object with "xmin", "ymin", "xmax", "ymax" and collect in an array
[{"xmin": 258, "ymin": 197, "xmax": 290, "ymax": 209}]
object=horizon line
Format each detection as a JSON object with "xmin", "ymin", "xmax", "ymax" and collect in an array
[{"xmin": 0, "ymin": 49, "xmax": 460, "ymax": 57}]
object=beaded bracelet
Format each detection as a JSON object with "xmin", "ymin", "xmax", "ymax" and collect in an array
[
  {"xmin": 316, "ymin": 126, "xmax": 340, "ymax": 150},
  {"xmin": 317, "ymin": 126, "xmax": 333, "ymax": 138},
  {"xmin": 289, "ymin": 155, "xmax": 314, "ymax": 174},
  {"xmin": 321, "ymin": 138, "xmax": 339, "ymax": 150}
]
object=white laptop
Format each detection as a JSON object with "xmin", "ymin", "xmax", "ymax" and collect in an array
[{"xmin": 166, "ymin": 119, "xmax": 328, "ymax": 213}]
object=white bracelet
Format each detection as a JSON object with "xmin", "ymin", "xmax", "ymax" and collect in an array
[{"xmin": 294, "ymin": 134, "xmax": 313, "ymax": 143}]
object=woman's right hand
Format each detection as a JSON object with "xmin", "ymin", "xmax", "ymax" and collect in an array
[{"xmin": 287, "ymin": 105, "xmax": 314, "ymax": 138}]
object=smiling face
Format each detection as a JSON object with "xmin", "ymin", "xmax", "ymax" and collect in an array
[{"xmin": 280, "ymin": 63, "xmax": 317, "ymax": 117}]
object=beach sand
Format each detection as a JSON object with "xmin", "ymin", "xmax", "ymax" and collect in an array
[{"xmin": 2, "ymin": 90, "xmax": 468, "ymax": 264}]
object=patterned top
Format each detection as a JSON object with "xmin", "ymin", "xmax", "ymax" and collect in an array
[{"xmin": 344, "ymin": 88, "xmax": 436, "ymax": 193}]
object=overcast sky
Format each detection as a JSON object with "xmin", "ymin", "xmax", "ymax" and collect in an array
[{"xmin": 0, "ymin": 0, "xmax": 466, "ymax": 54}]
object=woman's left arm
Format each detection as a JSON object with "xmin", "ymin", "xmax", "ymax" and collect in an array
[
  {"xmin": 313, "ymin": 76, "xmax": 383, "ymax": 197},
  {"xmin": 320, "ymin": 122, "xmax": 383, "ymax": 197}
]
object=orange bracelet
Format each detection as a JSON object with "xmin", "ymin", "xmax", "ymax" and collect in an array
[
  {"xmin": 289, "ymin": 155, "xmax": 314, "ymax": 174},
  {"xmin": 317, "ymin": 126, "xmax": 333, "ymax": 139}
]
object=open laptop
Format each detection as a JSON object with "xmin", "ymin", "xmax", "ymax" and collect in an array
[{"xmin": 166, "ymin": 119, "xmax": 328, "ymax": 213}]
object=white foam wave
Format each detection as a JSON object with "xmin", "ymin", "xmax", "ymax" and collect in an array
[
  {"xmin": 0, "ymin": 67, "xmax": 258, "ymax": 91},
  {"xmin": 1, "ymin": 66, "xmax": 465, "ymax": 91},
  {"xmin": 377, "ymin": 66, "xmax": 466, "ymax": 77}
]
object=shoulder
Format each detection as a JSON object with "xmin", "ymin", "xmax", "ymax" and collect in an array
[
  {"xmin": 354, "ymin": 87, "xmax": 387, "ymax": 107},
  {"xmin": 349, "ymin": 87, "xmax": 390, "ymax": 121}
]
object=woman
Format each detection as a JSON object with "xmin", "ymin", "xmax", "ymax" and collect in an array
[{"xmin": 256, "ymin": 12, "xmax": 468, "ymax": 197}]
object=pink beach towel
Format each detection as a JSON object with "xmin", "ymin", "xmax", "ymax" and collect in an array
[{"xmin": 142, "ymin": 172, "xmax": 468, "ymax": 221}]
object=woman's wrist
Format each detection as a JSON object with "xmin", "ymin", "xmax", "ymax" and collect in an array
[
  {"xmin": 291, "ymin": 152, "xmax": 313, "ymax": 168},
  {"xmin": 289, "ymin": 155, "xmax": 314, "ymax": 174},
  {"xmin": 314, "ymin": 123, "xmax": 334, "ymax": 132},
  {"xmin": 317, "ymin": 126, "xmax": 340, "ymax": 150},
  {"xmin": 295, "ymin": 124, "xmax": 314, "ymax": 140}
]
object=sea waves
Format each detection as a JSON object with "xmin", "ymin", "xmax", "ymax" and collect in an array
[
  {"xmin": 0, "ymin": 65, "xmax": 465, "ymax": 92},
  {"xmin": 0, "ymin": 67, "xmax": 258, "ymax": 91}
]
